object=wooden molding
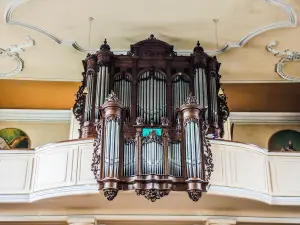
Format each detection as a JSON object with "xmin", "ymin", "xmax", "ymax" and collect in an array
[
  {"xmin": 1, "ymin": 109, "xmax": 300, "ymax": 124},
  {"xmin": 0, "ymin": 109, "xmax": 71, "ymax": 122},
  {"xmin": 230, "ymin": 112, "xmax": 300, "ymax": 124}
]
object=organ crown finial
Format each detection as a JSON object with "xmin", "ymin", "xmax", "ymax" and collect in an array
[
  {"xmin": 193, "ymin": 40, "xmax": 204, "ymax": 53},
  {"xmin": 148, "ymin": 34, "xmax": 156, "ymax": 40},
  {"xmin": 105, "ymin": 91, "xmax": 120, "ymax": 103},
  {"xmin": 100, "ymin": 38, "xmax": 111, "ymax": 51}
]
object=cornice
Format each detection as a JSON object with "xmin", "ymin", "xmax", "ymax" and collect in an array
[
  {"xmin": 4, "ymin": 0, "xmax": 297, "ymax": 55},
  {"xmin": 1, "ymin": 110, "xmax": 299, "ymax": 124},
  {"xmin": 230, "ymin": 112, "xmax": 300, "ymax": 124},
  {"xmin": 0, "ymin": 210, "xmax": 300, "ymax": 223},
  {"xmin": 0, "ymin": 109, "xmax": 71, "ymax": 122}
]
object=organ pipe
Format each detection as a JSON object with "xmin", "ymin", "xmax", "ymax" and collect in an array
[
  {"xmin": 141, "ymin": 132, "xmax": 164, "ymax": 174},
  {"xmin": 95, "ymin": 66, "xmax": 110, "ymax": 120},
  {"xmin": 168, "ymin": 141, "xmax": 182, "ymax": 177},
  {"xmin": 113, "ymin": 72, "xmax": 132, "ymax": 118},
  {"xmin": 172, "ymin": 73, "xmax": 190, "ymax": 120},
  {"xmin": 194, "ymin": 68, "xmax": 208, "ymax": 120},
  {"xmin": 137, "ymin": 69, "xmax": 166, "ymax": 124},
  {"xmin": 123, "ymin": 139, "xmax": 137, "ymax": 176},
  {"xmin": 208, "ymin": 56, "xmax": 222, "ymax": 137}
]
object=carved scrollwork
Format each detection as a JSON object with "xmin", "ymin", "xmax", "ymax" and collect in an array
[
  {"xmin": 105, "ymin": 115, "xmax": 121, "ymax": 123},
  {"xmin": 218, "ymin": 92, "xmax": 229, "ymax": 123},
  {"xmin": 187, "ymin": 189, "xmax": 202, "ymax": 202},
  {"xmin": 135, "ymin": 189, "xmax": 170, "ymax": 202},
  {"xmin": 103, "ymin": 188, "xmax": 118, "ymax": 201},
  {"xmin": 105, "ymin": 91, "xmax": 120, "ymax": 103},
  {"xmin": 183, "ymin": 118, "xmax": 200, "ymax": 127},
  {"xmin": 202, "ymin": 122, "xmax": 214, "ymax": 181},
  {"xmin": 161, "ymin": 117, "xmax": 169, "ymax": 126},
  {"xmin": 266, "ymin": 41, "xmax": 300, "ymax": 81},
  {"xmin": 183, "ymin": 93, "xmax": 198, "ymax": 105},
  {"xmin": 91, "ymin": 121, "xmax": 102, "ymax": 181},
  {"xmin": 135, "ymin": 130, "xmax": 142, "ymax": 140},
  {"xmin": 136, "ymin": 117, "xmax": 144, "ymax": 125},
  {"xmin": 73, "ymin": 79, "xmax": 86, "ymax": 122}
]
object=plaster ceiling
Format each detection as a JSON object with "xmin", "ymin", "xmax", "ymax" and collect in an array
[{"xmin": 0, "ymin": 0, "xmax": 300, "ymax": 82}]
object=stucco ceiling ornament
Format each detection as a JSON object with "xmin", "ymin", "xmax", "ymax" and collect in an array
[
  {"xmin": 4, "ymin": 0, "xmax": 297, "ymax": 56},
  {"xmin": 266, "ymin": 41, "xmax": 300, "ymax": 81},
  {"xmin": 0, "ymin": 36, "xmax": 35, "ymax": 77}
]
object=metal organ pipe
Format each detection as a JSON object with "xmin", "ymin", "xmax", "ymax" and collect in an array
[
  {"xmin": 137, "ymin": 70, "xmax": 166, "ymax": 124},
  {"xmin": 84, "ymin": 74, "xmax": 95, "ymax": 122},
  {"xmin": 141, "ymin": 139, "xmax": 164, "ymax": 175},
  {"xmin": 194, "ymin": 68, "xmax": 208, "ymax": 120},
  {"xmin": 172, "ymin": 75, "xmax": 190, "ymax": 120},
  {"xmin": 168, "ymin": 141, "xmax": 182, "ymax": 177},
  {"xmin": 124, "ymin": 140, "xmax": 136, "ymax": 176},
  {"xmin": 209, "ymin": 73, "xmax": 218, "ymax": 125},
  {"xmin": 104, "ymin": 119, "xmax": 121, "ymax": 178},
  {"xmin": 113, "ymin": 73, "xmax": 132, "ymax": 117},
  {"xmin": 184, "ymin": 121, "xmax": 202, "ymax": 179}
]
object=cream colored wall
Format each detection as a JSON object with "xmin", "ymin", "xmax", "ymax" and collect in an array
[
  {"xmin": 0, "ymin": 122, "xmax": 70, "ymax": 148},
  {"xmin": 233, "ymin": 124, "xmax": 300, "ymax": 149}
]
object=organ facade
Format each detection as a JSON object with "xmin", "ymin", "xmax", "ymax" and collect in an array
[{"xmin": 73, "ymin": 35, "xmax": 229, "ymax": 202}]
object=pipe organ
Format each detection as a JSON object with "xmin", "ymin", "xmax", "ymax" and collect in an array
[{"xmin": 74, "ymin": 35, "xmax": 229, "ymax": 202}]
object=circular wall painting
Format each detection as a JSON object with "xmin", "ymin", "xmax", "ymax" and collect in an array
[{"xmin": 0, "ymin": 128, "xmax": 31, "ymax": 149}]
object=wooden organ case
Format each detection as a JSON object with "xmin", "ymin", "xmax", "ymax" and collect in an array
[{"xmin": 73, "ymin": 35, "xmax": 229, "ymax": 202}]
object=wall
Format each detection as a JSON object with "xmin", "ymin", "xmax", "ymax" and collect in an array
[
  {"xmin": 0, "ymin": 121, "xmax": 70, "ymax": 148},
  {"xmin": 233, "ymin": 124, "xmax": 300, "ymax": 149}
]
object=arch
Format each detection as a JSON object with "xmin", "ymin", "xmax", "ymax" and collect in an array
[
  {"xmin": 0, "ymin": 128, "xmax": 31, "ymax": 149},
  {"xmin": 137, "ymin": 68, "xmax": 167, "ymax": 124},
  {"xmin": 137, "ymin": 68, "xmax": 167, "ymax": 81},
  {"xmin": 171, "ymin": 72, "xmax": 191, "ymax": 120},
  {"xmin": 113, "ymin": 72, "xmax": 133, "ymax": 81},
  {"xmin": 113, "ymin": 72, "xmax": 133, "ymax": 119},
  {"xmin": 171, "ymin": 72, "xmax": 191, "ymax": 82},
  {"xmin": 268, "ymin": 129, "xmax": 300, "ymax": 151}
]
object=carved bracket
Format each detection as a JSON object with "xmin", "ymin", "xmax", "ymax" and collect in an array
[
  {"xmin": 0, "ymin": 36, "xmax": 35, "ymax": 77},
  {"xmin": 136, "ymin": 189, "xmax": 170, "ymax": 202},
  {"xmin": 266, "ymin": 41, "xmax": 300, "ymax": 81}
]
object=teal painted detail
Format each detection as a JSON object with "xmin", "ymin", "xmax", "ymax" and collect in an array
[{"xmin": 142, "ymin": 128, "xmax": 162, "ymax": 137}]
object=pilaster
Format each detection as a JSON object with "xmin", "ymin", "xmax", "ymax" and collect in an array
[
  {"xmin": 67, "ymin": 217, "xmax": 96, "ymax": 225},
  {"xmin": 205, "ymin": 219, "xmax": 236, "ymax": 225}
]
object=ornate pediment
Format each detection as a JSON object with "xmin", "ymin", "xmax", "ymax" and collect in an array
[{"xmin": 128, "ymin": 34, "xmax": 176, "ymax": 57}]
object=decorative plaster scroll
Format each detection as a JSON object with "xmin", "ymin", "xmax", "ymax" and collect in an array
[
  {"xmin": 4, "ymin": 0, "xmax": 297, "ymax": 55},
  {"xmin": 0, "ymin": 36, "xmax": 35, "ymax": 77},
  {"xmin": 266, "ymin": 41, "xmax": 300, "ymax": 81}
]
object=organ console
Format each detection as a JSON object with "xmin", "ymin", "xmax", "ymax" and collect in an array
[{"xmin": 73, "ymin": 35, "xmax": 229, "ymax": 202}]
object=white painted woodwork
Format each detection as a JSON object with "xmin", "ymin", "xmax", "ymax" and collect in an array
[{"xmin": 0, "ymin": 139, "xmax": 299, "ymax": 205}]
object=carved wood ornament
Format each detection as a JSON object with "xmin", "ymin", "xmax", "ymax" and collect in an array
[{"xmin": 73, "ymin": 35, "xmax": 229, "ymax": 202}]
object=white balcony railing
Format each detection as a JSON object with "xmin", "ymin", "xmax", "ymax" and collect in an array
[{"xmin": 0, "ymin": 139, "xmax": 299, "ymax": 205}]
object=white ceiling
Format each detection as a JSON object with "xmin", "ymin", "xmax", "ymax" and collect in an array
[{"xmin": 0, "ymin": 0, "xmax": 300, "ymax": 82}]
